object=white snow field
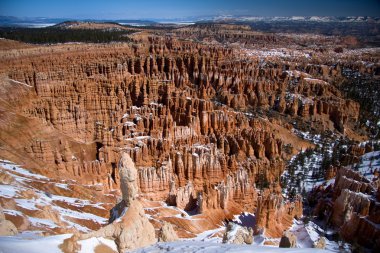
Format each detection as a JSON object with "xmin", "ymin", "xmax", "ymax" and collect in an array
[
  {"xmin": 0, "ymin": 234, "xmax": 118, "ymax": 253},
  {"xmin": 132, "ymin": 241, "xmax": 330, "ymax": 253},
  {"xmin": 0, "ymin": 235, "xmax": 331, "ymax": 253}
]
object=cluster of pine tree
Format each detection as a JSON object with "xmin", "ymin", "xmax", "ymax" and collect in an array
[
  {"xmin": 282, "ymin": 135, "xmax": 354, "ymax": 200},
  {"xmin": 340, "ymin": 68, "xmax": 380, "ymax": 139},
  {"xmin": 0, "ymin": 27, "xmax": 134, "ymax": 44},
  {"xmin": 281, "ymin": 146, "xmax": 315, "ymax": 200}
]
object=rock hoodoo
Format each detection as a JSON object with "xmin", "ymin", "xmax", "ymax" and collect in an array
[
  {"xmin": 81, "ymin": 200, "xmax": 156, "ymax": 253},
  {"xmin": 119, "ymin": 152, "xmax": 139, "ymax": 206},
  {"xmin": 60, "ymin": 153, "xmax": 156, "ymax": 253}
]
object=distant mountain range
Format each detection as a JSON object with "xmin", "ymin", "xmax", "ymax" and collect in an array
[
  {"xmin": 212, "ymin": 15, "xmax": 380, "ymax": 23},
  {"xmin": 0, "ymin": 16, "xmax": 158, "ymax": 28},
  {"xmin": 0, "ymin": 15, "xmax": 378, "ymax": 28}
]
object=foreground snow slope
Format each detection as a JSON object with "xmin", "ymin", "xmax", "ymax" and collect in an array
[
  {"xmin": 0, "ymin": 234, "xmax": 71, "ymax": 253},
  {"xmin": 0, "ymin": 234, "xmax": 118, "ymax": 253},
  {"xmin": 132, "ymin": 241, "xmax": 330, "ymax": 253},
  {"xmin": 0, "ymin": 232, "xmax": 332, "ymax": 253}
]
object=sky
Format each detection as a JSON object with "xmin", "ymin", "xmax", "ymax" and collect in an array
[{"xmin": 0, "ymin": 0, "xmax": 379, "ymax": 20}]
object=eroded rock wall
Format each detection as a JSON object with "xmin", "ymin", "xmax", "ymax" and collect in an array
[{"xmin": 0, "ymin": 36, "xmax": 361, "ymax": 233}]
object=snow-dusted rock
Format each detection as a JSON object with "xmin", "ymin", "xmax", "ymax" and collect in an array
[
  {"xmin": 59, "ymin": 155, "xmax": 156, "ymax": 253},
  {"xmin": 0, "ymin": 218, "xmax": 18, "ymax": 236},
  {"xmin": 158, "ymin": 221, "xmax": 178, "ymax": 242},
  {"xmin": 313, "ymin": 236, "xmax": 326, "ymax": 249},
  {"xmin": 80, "ymin": 200, "xmax": 156, "ymax": 252},
  {"xmin": 119, "ymin": 153, "xmax": 138, "ymax": 206},
  {"xmin": 59, "ymin": 232, "xmax": 82, "ymax": 253},
  {"xmin": 331, "ymin": 189, "xmax": 370, "ymax": 227},
  {"xmin": 279, "ymin": 231, "xmax": 297, "ymax": 248},
  {"xmin": 223, "ymin": 222, "xmax": 253, "ymax": 245},
  {"xmin": 0, "ymin": 206, "xmax": 17, "ymax": 236}
]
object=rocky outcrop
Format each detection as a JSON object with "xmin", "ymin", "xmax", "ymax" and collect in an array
[
  {"xmin": 310, "ymin": 163, "xmax": 380, "ymax": 251},
  {"xmin": 62, "ymin": 154, "xmax": 156, "ymax": 253},
  {"xmin": 223, "ymin": 222, "xmax": 253, "ymax": 245},
  {"xmin": 339, "ymin": 212, "xmax": 380, "ymax": 250},
  {"xmin": 255, "ymin": 189, "xmax": 302, "ymax": 237},
  {"xmin": 314, "ymin": 236, "xmax": 326, "ymax": 249},
  {"xmin": 60, "ymin": 232, "xmax": 82, "ymax": 253},
  {"xmin": 331, "ymin": 189, "xmax": 371, "ymax": 227},
  {"xmin": 333, "ymin": 167, "xmax": 374, "ymax": 197},
  {"xmin": 0, "ymin": 206, "xmax": 18, "ymax": 236},
  {"xmin": 279, "ymin": 231, "xmax": 297, "ymax": 248},
  {"xmin": 158, "ymin": 221, "xmax": 178, "ymax": 242},
  {"xmin": 61, "ymin": 200, "xmax": 156, "ymax": 253},
  {"xmin": 332, "ymin": 166, "xmax": 380, "ymax": 250},
  {"xmin": 173, "ymin": 182, "xmax": 196, "ymax": 211},
  {"xmin": 81, "ymin": 200, "xmax": 156, "ymax": 252}
]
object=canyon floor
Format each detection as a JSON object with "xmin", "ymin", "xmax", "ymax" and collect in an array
[{"xmin": 0, "ymin": 20, "xmax": 379, "ymax": 252}]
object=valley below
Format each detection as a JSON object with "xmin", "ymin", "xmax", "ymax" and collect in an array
[{"xmin": 0, "ymin": 19, "xmax": 379, "ymax": 253}]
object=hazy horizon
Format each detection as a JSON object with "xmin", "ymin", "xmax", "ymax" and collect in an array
[{"xmin": 1, "ymin": 0, "xmax": 379, "ymax": 20}]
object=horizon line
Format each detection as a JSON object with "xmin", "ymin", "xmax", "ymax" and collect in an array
[{"xmin": 1, "ymin": 14, "xmax": 380, "ymax": 21}]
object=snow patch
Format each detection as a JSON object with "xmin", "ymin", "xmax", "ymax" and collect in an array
[
  {"xmin": 0, "ymin": 160, "xmax": 48, "ymax": 180},
  {"xmin": 78, "ymin": 237, "xmax": 118, "ymax": 253},
  {"xmin": 0, "ymin": 184, "xmax": 19, "ymax": 198}
]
